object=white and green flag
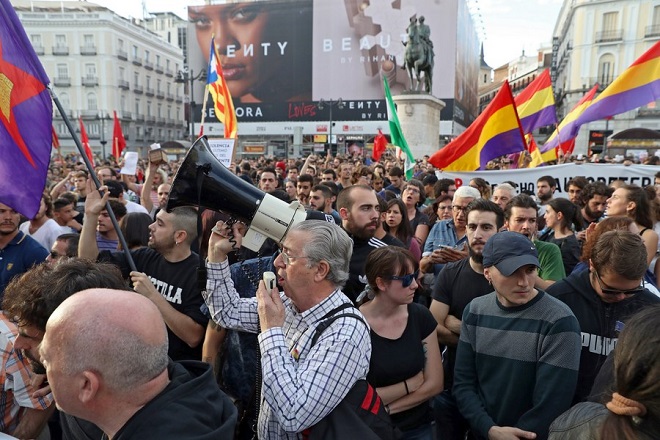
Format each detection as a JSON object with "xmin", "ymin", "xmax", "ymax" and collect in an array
[{"xmin": 383, "ymin": 75, "xmax": 415, "ymax": 180}]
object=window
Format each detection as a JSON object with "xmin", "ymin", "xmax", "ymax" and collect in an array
[
  {"xmin": 157, "ymin": 103, "xmax": 162, "ymax": 117},
  {"xmin": 156, "ymin": 54, "xmax": 161, "ymax": 66},
  {"xmin": 597, "ymin": 54, "xmax": 615, "ymax": 85},
  {"xmin": 147, "ymin": 101, "xmax": 152, "ymax": 116},
  {"xmin": 55, "ymin": 34, "xmax": 66, "ymax": 46},
  {"xmin": 146, "ymin": 76, "xmax": 151, "ymax": 88},
  {"xmin": 135, "ymin": 99, "xmax": 141, "ymax": 115},
  {"xmin": 167, "ymin": 105, "xmax": 172, "ymax": 119},
  {"xmin": 83, "ymin": 34, "xmax": 94, "ymax": 46},
  {"xmin": 87, "ymin": 92, "xmax": 97, "ymax": 111},
  {"xmin": 120, "ymin": 95, "xmax": 127, "ymax": 112},
  {"xmin": 602, "ymin": 12, "xmax": 618, "ymax": 32},
  {"xmin": 57, "ymin": 63, "xmax": 68, "ymax": 78},
  {"xmin": 145, "ymin": 50, "xmax": 150, "ymax": 62},
  {"xmin": 654, "ymin": 6, "xmax": 660, "ymax": 26},
  {"xmin": 118, "ymin": 38, "xmax": 124, "ymax": 49},
  {"xmin": 133, "ymin": 45, "xmax": 139, "ymax": 57},
  {"xmin": 157, "ymin": 79, "xmax": 162, "ymax": 92},
  {"xmin": 166, "ymin": 59, "xmax": 170, "ymax": 70},
  {"xmin": 134, "ymin": 71, "xmax": 140, "ymax": 86},
  {"xmin": 119, "ymin": 66, "xmax": 125, "ymax": 80},
  {"xmin": 30, "ymin": 34, "xmax": 42, "ymax": 46},
  {"xmin": 59, "ymin": 93, "xmax": 70, "ymax": 110},
  {"xmin": 85, "ymin": 63, "xmax": 96, "ymax": 76}
]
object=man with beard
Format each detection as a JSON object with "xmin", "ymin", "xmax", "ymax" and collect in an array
[
  {"xmin": 337, "ymin": 185, "xmax": 387, "ymax": 303},
  {"xmin": 576, "ymin": 182, "xmax": 612, "ymax": 241},
  {"xmin": 3, "ymin": 259, "xmax": 129, "ymax": 440},
  {"xmin": 309, "ymin": 184, "xmax": 341, "ymax": 224},
  {"xmin": 504, "ymin": 195, "xmax": 565, "ymax": 290},
  {"xmin": 79, "ymin": 179, "xmax": 207, "ymax": 361},
  {"xmin": 0, "ymin": 203, "xmax": 49, "ymax": 299},
  {"xmin": 296, "ymin": 174, "xmax": 314, "ymax": 207},
  {"xmin": 566, "ymin": 176, "xmax": 588, "ymax": 206},
  {"xmin": 536, "ymin": 175, "xmax": 556, "ymax": 230},
  {"xmin": 429, "ymin": 200, "xmax": 503, "ymax": 440}
]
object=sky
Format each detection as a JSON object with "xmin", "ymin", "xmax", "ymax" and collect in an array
[{"xmin": 89, "ymin": 0, "xmax": 564, "ymax": 68}]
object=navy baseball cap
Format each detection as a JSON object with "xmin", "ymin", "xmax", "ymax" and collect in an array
[{"xmin": 483, "ymin": 231, "xmax": 539, "ymax": 276}]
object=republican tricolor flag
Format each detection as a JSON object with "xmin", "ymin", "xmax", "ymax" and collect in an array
[
  {"xmin": 429, "ymin": 81, "xmax": 527, "ymax": 171},
  {"xmin": 514, "ymin": 69, "xmax": 557, "ymax": 133},
  {"xmin": 208, "ymin": 36, "xmax": 237, "ymax": 138}
]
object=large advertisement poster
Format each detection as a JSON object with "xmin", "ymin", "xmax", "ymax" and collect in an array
[{"xmin": 188, "ymin": 0, "xmax": 479, "ymax": 124}]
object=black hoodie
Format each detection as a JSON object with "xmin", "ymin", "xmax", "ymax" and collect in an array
[
  {"xmin": 112, "ymin": 361, "xmax": 237, "ymax": 439},
  {"xmin": 547, "ymin": 270, "xmax": 660, "ymax": 403}
]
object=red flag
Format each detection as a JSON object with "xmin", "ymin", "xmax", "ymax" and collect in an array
[
  {"xmin": 112, "ymin": 111, "xmax": 126, "ymax": 158},
  {"xmin": 51, "ymin": 125, "xmax": 60, "ymax": 149},
  {"xmin": 372, "ymin": 129, "xmax": 387, "ymax": 161},
  {"xmin": 78, "ymin": 117, "xmax": 95, "ymax": 166}
]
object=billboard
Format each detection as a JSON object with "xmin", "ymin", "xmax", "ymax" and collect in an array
[{"xmin": 187, "ymin": 0, "xmax": 479, "ymax": 125}]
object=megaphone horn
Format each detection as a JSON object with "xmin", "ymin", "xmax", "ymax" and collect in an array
[{"xmin": 167, "ymin": 136, "xmax": 307, "ymax": 251}]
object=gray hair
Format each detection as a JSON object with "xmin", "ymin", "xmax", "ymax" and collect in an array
[
  {"xmin": 494, "ymin": 183, "xmax": 516, "ymax": 195},
  {"xmin": 453, "ymin": 185, "xmax": 481, "ymax": 201},
  {"xmin": 292, "ymin": 221, "xmax": 352, "ymax": 287},
  {"xmin": 62, "ymin": 316, "xmax": 169, "ymax": 392}
]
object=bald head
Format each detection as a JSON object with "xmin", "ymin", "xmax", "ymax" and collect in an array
[{"xmin": 42, "ymin": 289, "xmax": 168, "ymax": 396}]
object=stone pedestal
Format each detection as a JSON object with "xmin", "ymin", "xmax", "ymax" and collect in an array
[{"xmin": 392, "ymin": 93, "xmax": 445, "ymax": 159}]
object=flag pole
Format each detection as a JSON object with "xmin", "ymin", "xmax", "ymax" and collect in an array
[{"xmin": 49, "ymin": 87, "xmax": 137, "ymax": 272}]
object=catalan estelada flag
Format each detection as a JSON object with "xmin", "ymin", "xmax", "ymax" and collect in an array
[
  {"xmin": 514, "ymin": 69, "xmax": 557, "ymax": 133},
  {"xmin": 541, "ymin": 85, "xmax": 598, "ymax": 155},
  {"xmin": 0, "ymin": 0, "xmax": 53, "ymax": 218},
  {"xmin": 208, "ymin": 36, "xmax": 237, "ymax": 138},
  {"xmin": 574, "ymin": 40, "xmax": 660, "ymax": 130},
  {"xmin": 429, "ymin": 81, "xmax": 526, "ymax": 171}
]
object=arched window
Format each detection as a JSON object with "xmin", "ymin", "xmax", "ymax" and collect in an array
[
  {"xmin": 87, "ymin": 92, "xmax": 97, "ymax": 111},
  {"xmin": 597, "ymin": 54, "xmax": 615, "ymax": 86}
]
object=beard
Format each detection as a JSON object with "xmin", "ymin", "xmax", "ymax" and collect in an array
[
  {"xmin": 584, "ymin": 204, "xmax": 603, "ymax": 221},
  {"xmin": 538, "ymin": 192, "xmax": 552, "ymax": 202},
  {"xmin": 22, "ymin": 350, "xmax": 47, "ymax": 375},
  {"xmin": 469, "ymin": 245, "xmax": 484, "ymax": 264},
  {"xmin": 347, "ymin": 218, "xmax": 377, "ymax": 240}
]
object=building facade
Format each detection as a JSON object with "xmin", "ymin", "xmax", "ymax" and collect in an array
[
  {"xmin": 15, "ymin": 1, "xmax": 186, "ymax": 158},
  {"xmin": 552, "ymin": 0, "xmax": 660, "ymax": 155}
]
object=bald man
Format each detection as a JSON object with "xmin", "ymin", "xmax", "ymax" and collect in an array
[{"xmin": 40, "ymin": 289, "xmax": 236, "ymax": 440}]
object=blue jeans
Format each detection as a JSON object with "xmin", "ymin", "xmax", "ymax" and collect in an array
[
  {"xmin": 432, "ymin": 390, "xmax": 469, "ymax": 440},
  {"xmin": 400, "ymin": 422, "xmax": 434, "ymax": 440}
]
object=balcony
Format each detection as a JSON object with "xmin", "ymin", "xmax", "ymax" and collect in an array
[
  {"xmin": 134, "ymin": 85, "xmax": 144, "ymax": 94},
  {"xmin": 145, "ymin": 87, "xmax": 155, "ymax": 97},
  {"xmin": 32, "ymin": 44, "xmax": 44, "ymax": 55},
  {"xmin": 645, "ymin": 25, "xmax": 660, "ymax": 38},
  {"xmin": 118, "ymin": 79, "xmax": 130, "ymax": 90},
  {"xmin": 156, "ymin": 90, "xmax": 165, "ymax": 99},
  {"xmin": 585, "ymin": 77, "xmax": 614, "ymax": 91},
  {"xmin": 120, "ymin": 111, "xmax": 132, "ymax": 120},
  {"xmin": 81, "ymin": 75, "xmax": 98, "ymax": 86},
  {"xmin": 132, "ymin": 56, "xmax": 142, "ymax": 66},
  {"xmin": 595, "ymin": 29, "xmax": 623, "ymax": 43},
  {"xmin": 165, "ymin": 68, "xmax": 174, "ymax": 77},
  {"xmin": 79, "ymin": 109, "xmax": 99, "ymax": 118},
  {"xmin": 146, "ymin": 115, "xmax": 156, "ymax": 123},
  {"xmin": 166, "ymin": 93, "xmax": 174, "ymax": 101},
  {"xmin": 144, "ymin": 60, "xmax": 154, "ymax": 70},
  {"xmin": 117, "ymin": 50, "xmax": 128, "ymax": 60},
  {"xmin": 155, "ymin": 64, "xmax": 164, "ymax": 74},
  {"xmin": 80, "ymin": 45, "xmax": 97, "ymax": 55},
  {"xmin": 175, "ymin": 95, "xmax": 183, "ymax": 103},
  {"xmin": 52, "ymin": 45, "xmax": 69, "ymax": 55},
  {"xmin": 637, "ymin": 107, "xmax": 660, "ymax": 117},
  {"xmin": 135, "ymin": 132, "xmax": 144, "ymax": 141},
  {"xmin": 135, "ymin": 113, "xmax": 145, "ymax": 122},
  {"xmin": 53, "ymin": 76, "xmax": 71, "ymax": 87}
]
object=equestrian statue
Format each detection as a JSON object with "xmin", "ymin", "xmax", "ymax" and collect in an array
[{"xmin": 403, "ymin": 16, "xmax": 434, "ymax": 93}]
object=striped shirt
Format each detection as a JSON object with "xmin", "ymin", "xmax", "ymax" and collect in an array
[
  {"xmin": 0, "ymin": 314, "xmax": 52, "ymax": 433},
  {"xmin": 205, "ymin": 260, "xmax": 371, "ymax": 439}
]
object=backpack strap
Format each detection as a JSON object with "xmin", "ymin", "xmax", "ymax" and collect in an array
[{"xmin": 311, "ymin": 303, "xmax": 368, "ymax": 347}]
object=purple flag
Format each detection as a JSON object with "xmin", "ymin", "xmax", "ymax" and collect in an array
[{"xmin": 0, "ymin": 0, "xmax": 52, "ymax": 218}]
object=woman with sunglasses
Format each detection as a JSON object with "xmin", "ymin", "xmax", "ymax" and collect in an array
[{"xmin": 359, "ymin": 246, "xmax": 443, "ymax": 439}]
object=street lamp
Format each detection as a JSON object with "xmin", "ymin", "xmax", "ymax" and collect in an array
[
  {"xmin": 175, "ymin": 68, "xmax": 207, "ymax": 141},
  {"xmin": 99, "ymin": 112, "xmax": 108, "ymax": 159},
  {"xmin": 317, "ymin": 98, "xmax": 345, "ymax": 155}
]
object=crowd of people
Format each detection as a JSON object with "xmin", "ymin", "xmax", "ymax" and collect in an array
[{"xmin": 0, "ymin": 149, "xmax": 659, "ymax": 440}]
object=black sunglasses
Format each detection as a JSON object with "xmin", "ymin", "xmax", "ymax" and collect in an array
[
  {"xmin": 388, "ymin": 270, "xmax": 419, "ymax": 288},
  {"xmin": 593, "ymin": 270, "xmax": 644, "ymax": 296}
]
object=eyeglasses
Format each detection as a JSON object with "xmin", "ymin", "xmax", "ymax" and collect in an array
[
  {"xmin": 452, "ymin": 205, "xmax": 468, "ymax": 213},
  {"xmin": 387, "ymin": 270, "xmax": 419, "ymax": 288},
  {"xmin": 404, "ymin": 187, "xmax": 420, "ymax": 194},
  {"xmin": 279, "ymin": 250, "xmax": 309, "ymax": 266},
  {"xmin": 438, "ymin": 205, "xmax": 452, "ymax": 211},
  {"xmin": 593, "ymin": 270, "xmax": 644, "ymax": 296}
]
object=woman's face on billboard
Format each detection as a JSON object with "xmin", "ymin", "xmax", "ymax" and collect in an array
[{"xmin": 189, "ymin": 3, "xmax": 286, "ymax": 102}]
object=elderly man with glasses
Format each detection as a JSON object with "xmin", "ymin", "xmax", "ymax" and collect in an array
[
  {"xmin": 205, "ymin": 220, "xmax": 372, "ymax": 440},
  {"xmin": 548, "ymin": 230, "xmax": 660, "ymax": 404}
]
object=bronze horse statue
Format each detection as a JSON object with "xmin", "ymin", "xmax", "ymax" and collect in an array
[{"xmin": 403, "ymin": 20, "xmax": 433, "ymax": 93}]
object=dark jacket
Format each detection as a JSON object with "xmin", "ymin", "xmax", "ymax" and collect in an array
[
  {"xmin": 547, "ymin": 270, "xmax": 660, "ymax": 403},
  {"xmin": 113, "ymin": 361, "xmax": 237, "ymax": 439}
]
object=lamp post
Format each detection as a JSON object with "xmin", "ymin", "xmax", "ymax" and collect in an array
[
  {"xmin": 99, "ymin": 112, "xmax": 108, "ymax": 160},
  {"xmin": 175, "ymin": 68, "xmax": 207, "ymax": 141},
  {"xmin": 317, "ymin": 98, "xmax": 345, "ymax": 155}
]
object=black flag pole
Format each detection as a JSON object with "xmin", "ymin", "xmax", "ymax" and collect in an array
[{"xmin": 49, "ymin": 87, "xmax": 137, "ymax": 272}]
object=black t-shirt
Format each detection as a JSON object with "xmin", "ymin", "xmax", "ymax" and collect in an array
[
  {"xmin": 366, "ymin": 303, "xmax": 437, "ymax": 431},
  {"xmin": 548, "ymin": 235, "xmax": 581, "ymax": 275},
  {"xmin": 432, "ymin": 258, "xmax": 492, "ymax": 387},
  {"xmin": 100, "ymin": 247, "xmax": 208, "ymax": 361}
]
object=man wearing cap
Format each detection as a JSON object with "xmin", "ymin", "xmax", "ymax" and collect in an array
[{"xmin": 453, "ymin": 231, "xmax": 581, "ymax": 440}]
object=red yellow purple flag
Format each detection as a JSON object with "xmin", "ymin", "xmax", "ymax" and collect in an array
[
  {"xmin": 514, "ymin": 69, "xmax": 557, "ymax": 133},
  {"xmin": 0, "ymin": 0, "xmax": 53, "ymax": 218},
  {"xmin": 207, "ymin": 36, "xmax": 237, "ymax": 138},
  {"xmin": 575, "ymin": 40, "xmax": 660, "ymax": 131},
  {"xmin": 541, "ymin": 85, "xmax": 598, "ymax": 155},
  {"xmin": 429, "ymin": 81, "xmax": 526, "ymax": 171},
  {"xmin": 112, "ymin": 111, "xmax": 126, "ymax": 158}
]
